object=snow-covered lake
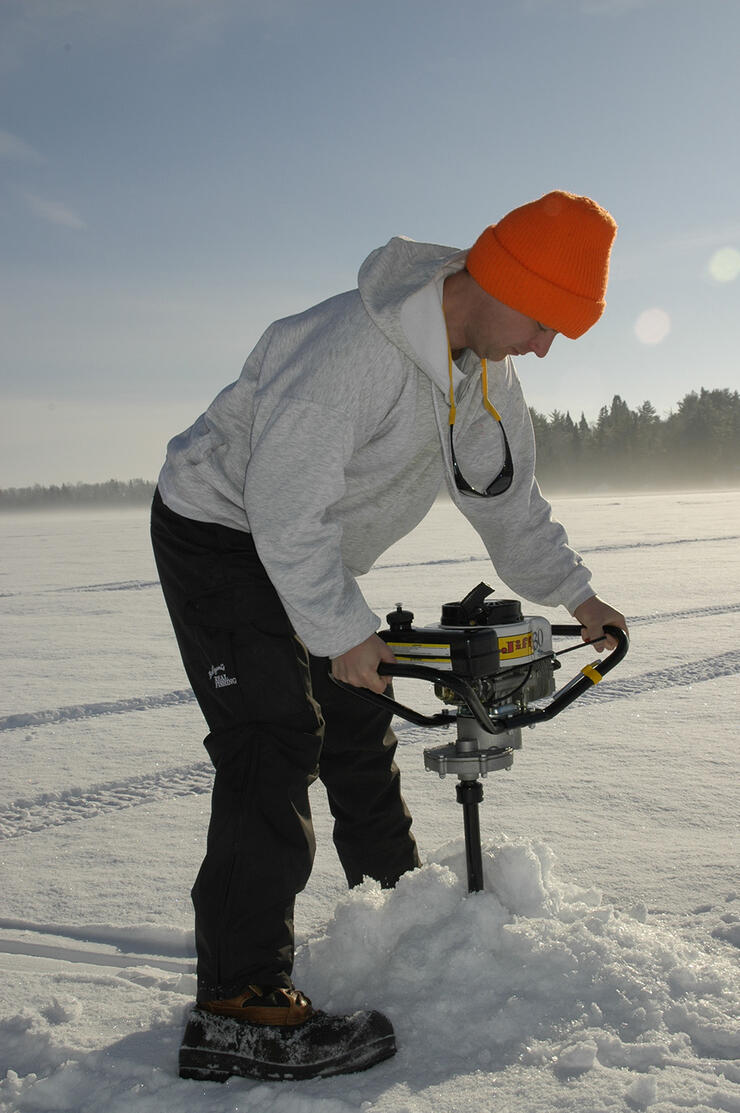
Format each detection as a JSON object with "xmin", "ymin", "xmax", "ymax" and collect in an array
[{"xmin": 1, "ymin": 490, "xmax": 738, "ymax": 1113}]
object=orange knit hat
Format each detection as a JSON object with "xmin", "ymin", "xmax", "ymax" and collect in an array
[{"xmin": 466, "ymin": 191, "xmax": 617, "ymax": 339}]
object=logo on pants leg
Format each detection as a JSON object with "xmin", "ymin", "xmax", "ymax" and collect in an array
[{"xmin": 208, "ymin": 663, "xmax": 237, "ymax": 689}]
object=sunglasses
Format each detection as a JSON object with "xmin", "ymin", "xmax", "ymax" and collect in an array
[{"xmin": 447, "ymin": 350, "xmax": 514, "ymax": 498}]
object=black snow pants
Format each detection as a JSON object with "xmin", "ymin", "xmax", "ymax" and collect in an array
[{"xmin": 150, "ymin": 490, "xmax": 420, "ymax": 1001}]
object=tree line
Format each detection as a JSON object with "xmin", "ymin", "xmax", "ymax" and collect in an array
[
  {"xmin": 0, "ymin": 477, "xmax": 155, "ymax": 511},
  {"xmin": 530, "ymin": 387, "xmax": 739, "ymax": 492},
  {"xmin": 1, "ymin": 388, "xmax": 738, "ymax": 510}
]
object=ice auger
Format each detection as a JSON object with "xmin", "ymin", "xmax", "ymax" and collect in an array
[{"xmin": 335, "ymin": 582, "xmax": 629, "ymax": 894}]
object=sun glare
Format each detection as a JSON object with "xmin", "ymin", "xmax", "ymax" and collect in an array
[
  {"xmin": 708, "ymin": 246, "xmax": 740, "ymax": 283},
  {"xmin": 634, "ymin": 308, "xmax": 671, "ymax": 345}
]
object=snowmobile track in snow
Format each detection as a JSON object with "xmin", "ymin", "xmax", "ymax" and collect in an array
[
  {"xmin": 0, "ymin": 761, "xmax": 213, "ymax": 840},
  {"xmin": 379, "ymin": 533, "xmax": 740, "ymax": 572},
  {"xmin": 0, "ymin": 916, "xmax": 194, "ymax": 972},
  {"xmin": 586, "ymin": 648, "xmax": 740, "ymax": 703},
  {"xmin": 0, "ymin": 934, "xmax": 191, "ymax": 973},
  {"xmin": 0, "ymin": 533, "xmax": 737, "ymax": 599},
  {"xmin": 1, "ymin": 646, "xmax": 739, "ymax": 842},
  {"xmin": 0, "ymin": 601, "xmax": 738, "ymax": 737},
  {"xmin": 0, "ymin": 688, "xmax": 196, "ymax": 732}
]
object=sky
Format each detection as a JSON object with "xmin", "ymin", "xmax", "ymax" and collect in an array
[{"xmin": 1, "ymin": 0, "xmax": 739, "ymax": 487}]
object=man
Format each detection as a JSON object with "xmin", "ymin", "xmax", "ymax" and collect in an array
[{"xmin": 151, "ymin": 190, "xmax": 628, "ymax": 1082}]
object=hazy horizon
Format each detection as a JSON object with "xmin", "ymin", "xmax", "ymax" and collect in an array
[
  {"xmin": 2, "ymin": 479, "xmax": 739, "ymax": 511},
  {"xmin": 1, "ymin": 0, "xmax": 739, "ymax": 488}
]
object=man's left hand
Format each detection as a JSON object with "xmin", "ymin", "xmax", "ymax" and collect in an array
[{"xmin": 572, "ymin": 595, "xmax": 629, "ymax": 652}]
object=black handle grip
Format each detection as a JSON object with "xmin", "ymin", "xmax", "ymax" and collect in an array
[{"xmin": 331, "ymin": 625, "xmax": 629, "ymax": 734}]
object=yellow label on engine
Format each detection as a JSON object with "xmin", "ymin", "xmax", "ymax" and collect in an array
[{"xmin": 498, "ymin": 632, "xmax": 533, "ymax": 659}]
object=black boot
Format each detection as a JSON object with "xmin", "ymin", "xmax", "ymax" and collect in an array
[{"xmin": 179, "ymin": 985, "xmax": 396, "ymax": 1082}]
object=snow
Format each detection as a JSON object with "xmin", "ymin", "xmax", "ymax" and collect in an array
[{"xmin": 0, "ymin": 490, "xmax": 738, "ymax": 1112}]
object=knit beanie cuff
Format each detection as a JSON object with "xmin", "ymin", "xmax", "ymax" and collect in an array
[{"xmin": 466, "ymin": 191, "xmax": 617, "ymax": 340}]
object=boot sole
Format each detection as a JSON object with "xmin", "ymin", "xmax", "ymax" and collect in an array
[{"xmin": 178, "ymin": 1007, "xmax": 396, "ymax": 1082}]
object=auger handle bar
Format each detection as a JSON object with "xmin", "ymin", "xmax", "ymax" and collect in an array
[{"xmin": 334, "ymin": 625, "xmax": 628, "ymax": 735}]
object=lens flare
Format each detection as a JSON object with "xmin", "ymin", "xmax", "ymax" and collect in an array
[
  {"xmin": 708, "ymin": 246, "xmax": 740, "ymax": 283},
  {"xmin": 634, "ymin": 308, "xmax": 671, "ymax": 345}
]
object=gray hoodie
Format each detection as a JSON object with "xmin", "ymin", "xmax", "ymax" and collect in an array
[{"xmin": 157, "ymin": 237, "xmax": 595, "ymax": 657}]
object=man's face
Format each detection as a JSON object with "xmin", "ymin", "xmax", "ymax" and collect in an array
[{"xmin": 460, "ymin": 275, "xmax": 558, "ymax": 362}]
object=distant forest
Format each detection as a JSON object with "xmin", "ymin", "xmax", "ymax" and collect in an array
[
  {"xmin": 1, "ymin": 388, "xmax": 738, "ymax": 510},
  {"xmin": 0, "ymin": 477, "xmax": 155, "ymax": 511},
  {"xmin": 530, "ymin": 387, "xmax": 740, "ymax": 492}
]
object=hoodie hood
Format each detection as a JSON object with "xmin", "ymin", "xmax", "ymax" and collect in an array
[{"xmin": 358, "ymin": 236, "xmax": 468, "ymax": 398}]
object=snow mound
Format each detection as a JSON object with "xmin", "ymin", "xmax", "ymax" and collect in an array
[
  {"xmin": 297, "ymin": 836, "xmax": 740, "ymax": 1073},
  {"xmin": 2, "ymin": 837, "xmax": 738, "ymax": 1113}
]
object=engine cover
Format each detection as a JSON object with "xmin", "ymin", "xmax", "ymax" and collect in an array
[{"xmin": 380, "ymin": 615, "xmax": 552, "ymax": 679}]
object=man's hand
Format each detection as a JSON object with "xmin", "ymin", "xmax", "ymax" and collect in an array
[
  {"xmin": 572, "ymin": 595, "xmax": 629, "ymax": 652},
  {"xmin": 331, "ymin": 634, "xmax": 397, "ymax": 693}
]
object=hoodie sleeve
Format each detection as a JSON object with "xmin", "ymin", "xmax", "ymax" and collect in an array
[
  {"xmin": 243, "ymin": 397, "xmax": 381, "ymax": 658},
  {"xmin": 462, "ymin": 475, "xmax": 596, "ymax": 614}
]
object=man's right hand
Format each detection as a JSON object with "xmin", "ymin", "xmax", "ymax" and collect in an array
[
  {"xmin": 572, "ymin": 594, "xmax": 629, "ymax": 652},
  {"xmin": 331, "ymin": 634, "xmax": 397, "ymax": 693}
]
